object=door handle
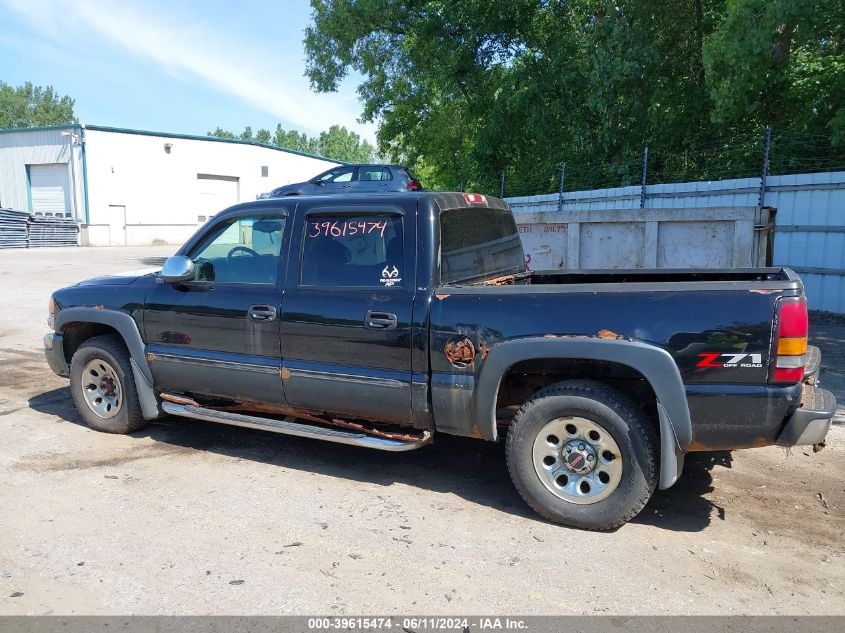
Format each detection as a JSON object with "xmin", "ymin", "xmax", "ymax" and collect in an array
[
  {"xmin": 365, "ymin": 311, "xmax": 397, "ymax": 330},
  {"xmin": 249, "ymin": 305, "xmax": 277, "ymax": 321}
]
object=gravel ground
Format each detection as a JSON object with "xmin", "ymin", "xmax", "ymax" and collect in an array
[{"xmin": 0, "ymin": 246, "xmax": 842, "ymax": 615}]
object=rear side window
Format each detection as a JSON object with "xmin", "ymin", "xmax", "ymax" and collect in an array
[
  {"xmin": 301, "ymin": 214, "xmax": 404, "ymax": 288},
  {"xmin": 440, "ymin": 207, "xmax": 524, "ymax": 284},
  {"xmin": 359, "ymin": 167, "xmax": 392, "ymax": 181}
]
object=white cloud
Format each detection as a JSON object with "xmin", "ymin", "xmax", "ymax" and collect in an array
[{"xmin": 2, "ymin": 0, "xmax": 377, "ymax": 142}]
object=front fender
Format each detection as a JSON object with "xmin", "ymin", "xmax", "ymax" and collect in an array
[
  {"xmin": 476, "ymin": 337, "xmax": 692, "ymax": 489},
  {"xmin": 55, "ymin": 307, "xmax": 162, "ymax": 420}
]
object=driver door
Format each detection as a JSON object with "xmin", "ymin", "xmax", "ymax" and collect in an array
[{"xmin": 144, "ymin": 210, "xmax": 289, "ymax": 406}]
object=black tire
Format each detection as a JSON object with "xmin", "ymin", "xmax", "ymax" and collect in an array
[
  {"xmin": 505, "ymin": 379, "xmax": 658, "ymax": 530},
  {"xmin": 69, "ymin": 334, "xmax": 148, "ymax": 434}
]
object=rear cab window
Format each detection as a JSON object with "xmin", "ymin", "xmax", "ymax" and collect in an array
[{"xmin": 440, "ymin": 205, "xmax": 525, "ymax": 284}]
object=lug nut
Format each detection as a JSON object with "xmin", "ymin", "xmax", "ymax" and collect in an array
[{"xmin": 578, "ymin": 443, "xmax": 585, "ymax": 451}]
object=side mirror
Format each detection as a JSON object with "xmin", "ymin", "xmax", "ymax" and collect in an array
[
  {"xmin": 313, "ymin": 178, "xmax": 324, "ymax": 186},
  {"xmin": 161, "ymin": 256, "xmax": 195, "ymax": 283}
]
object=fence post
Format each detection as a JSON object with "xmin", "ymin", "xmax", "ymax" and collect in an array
[
  {"xmin": 558, "ymin": 163, "xmax": 566, "ymax": 212},
  {"xmin": 640, "ymin": 146, "xmax": 649, "ymax": 209},
  {"xmin": 459, "ymin": 180, "xmax": 465, "ymax": 192},
  {"xmin": 759, "ymin": 125, "xmax": 772, "ymax": 208},
  {"xmin": 499, "ymin": 171, "xmax": 505, "ymax": 198}
]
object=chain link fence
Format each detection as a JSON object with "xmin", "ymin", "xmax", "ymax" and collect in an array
[{"xmin": 457, "ymin": 128, "xmax": 845, "ymax": 205}]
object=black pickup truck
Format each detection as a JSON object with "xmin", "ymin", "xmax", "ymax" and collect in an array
[{"xmin": 44, "ymin": 192, "xmax": 835, "ymax": 530}]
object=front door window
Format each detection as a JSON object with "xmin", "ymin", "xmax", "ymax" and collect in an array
[{"xmin": 189, "ymin": 215, "xmax": 286, "ymax": 284}]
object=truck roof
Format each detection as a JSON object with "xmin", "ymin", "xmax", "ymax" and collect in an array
[{"xmin": 220, "ymin": 191, "xmax": 509, "ymax": 219}]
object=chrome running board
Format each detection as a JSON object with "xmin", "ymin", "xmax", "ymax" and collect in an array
[{"xmin": 160, "ymin": 402, "xmax": 431, "ymax": 452}]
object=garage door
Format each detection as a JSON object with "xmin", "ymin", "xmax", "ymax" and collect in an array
[
  {"xmin": 196, "ymin": 174, "xmax": 239, "ymax": 222},
  {"xmin": 29, "ymin": 164, "xmax": 71, "ymax": 216}
]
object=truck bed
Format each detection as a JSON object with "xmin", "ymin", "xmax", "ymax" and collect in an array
[{"xmin": 431, "ymin": 266, "xmax": 804, "ymax": 451}]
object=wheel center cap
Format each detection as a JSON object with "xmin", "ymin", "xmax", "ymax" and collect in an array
[
  {"xmin": 563, "ymin": 440, "xmax": 597, "ymax": 474},
  {"xmin": 100, "ymin": 377, "xmax": 115, "ymax": 396}
]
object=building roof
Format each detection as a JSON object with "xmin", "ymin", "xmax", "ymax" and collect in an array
[{"xmin": 0, "ymin": 123, "xmax": 344, "ymax": 163}]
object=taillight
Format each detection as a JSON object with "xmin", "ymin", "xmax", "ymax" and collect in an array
[
  {"xmin": 772, "ymin": 296, "xmax": 808, "ymax": 383},
  {"xmin": 406, "ymin": 179, "xmax": 422, "ymax": 191}
]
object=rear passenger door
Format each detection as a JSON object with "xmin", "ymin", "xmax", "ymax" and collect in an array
[
  {"xmin": 279, "ymin": 203, "xmax": 415, "ymax": 424},
  {"xmin": 353, "ymin": 166, "xmax": 392, "ymax": 193}
]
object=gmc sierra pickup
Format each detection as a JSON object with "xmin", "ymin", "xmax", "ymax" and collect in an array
[{"xmin": 44, "ymin": 192, "xmax": 835, "ymax": 530}]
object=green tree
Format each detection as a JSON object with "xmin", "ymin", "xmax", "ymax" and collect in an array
[
  {"xmin": 304, "ymin": 0, "xmax": 845, "ymax": 192},
  {"xmin": 272, "ymin": 124, "xmax": 319, "ymax": 153},
  {"xmin": 704, "ymin": 0, "xmax": 845, "ymax": 165},
  {"xmin": 0, "ymin": 81, "xmax": 76, "ymax": 128},
  {"xmin": 209, "ymin": 121, "xmax": 375, "ymax": 162},
  {"xmin": 207, "ymin": 127, "xmax": 236, "ymax": 139},
  {"xmin": 318, "ymin": 124, "xmax": 376, "ymax": 162}
]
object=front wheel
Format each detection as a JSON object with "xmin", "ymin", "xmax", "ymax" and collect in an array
[
  {"xmin": 69, "ymin": 334, "xmax": 148, "ymax": 434},
  {"xmin": 506, "ymin": 380, "xmax": 658, "ymax": 530}
]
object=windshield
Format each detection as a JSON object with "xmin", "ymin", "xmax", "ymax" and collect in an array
[{"xmin": 439, "ymin": 207, "xmax": 525, "ymax": 284}]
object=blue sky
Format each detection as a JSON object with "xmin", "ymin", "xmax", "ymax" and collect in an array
[{"xmin": 0, "ymin": 0, "xmax": 376, "ymax": 142}]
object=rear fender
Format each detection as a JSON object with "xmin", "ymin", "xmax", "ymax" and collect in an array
[{"xmin": 477, "ymin": 338, "xmax": 692, "ymax": 489}]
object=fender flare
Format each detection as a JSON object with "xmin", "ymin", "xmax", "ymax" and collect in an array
[
  {"xmin": 476, "ymin": 337, "xmax": 692, "ymax": 489},
  {"xmin": 55, "ymin": 307, "xmax": 162, "ymax": 420}
]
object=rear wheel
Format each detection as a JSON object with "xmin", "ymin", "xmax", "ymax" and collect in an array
[
  {"xmin": 69, "ymin": 334, "xmax": 147, "ymax": 434},
  {"xmin": 505, "ymin": 380, "xmax": 658, "ymax": 530}
]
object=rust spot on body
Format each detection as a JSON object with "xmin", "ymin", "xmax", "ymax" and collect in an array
[
  {"xmin": 597, "ymin": 329, "xmax": 623, "ymax": 340},
  {"xmin": 159, "ymin": 392, "xmax": 199, "ymax": 407},
  {"xmin": 444, "ymin": 338, "xmax": 476, "ymax": 366},
  {"xmin": 477, "ymin": 341, "xmax": 492, "ymax": 361},
  {"xmin": 470, "ymin": 424, "xmax": 484, "ymax": 439},
  {"xmin": 146, "ymin": 352, "xmax": 156, "ymax": 363},
  {"xmin": 749, "ymin": 288, "xmax": 779, "ymax": 295},
  {"xmin": 478, "ymin": 274, "xmax": 517, "ymax": 286},
  {"xmin": 687, "ymin": 437, "xmax": 771, "ymax": 451},
  {"xmin": 328, "ymin": 417, "xmax": 430, "ymax": 443},
  {"xmin": 280, "ymin": 367, "xmax": 291, "ymax": 380},
  {"xmin": 434, "ymin": 293, "xmax": 450, "ymax": 301}
]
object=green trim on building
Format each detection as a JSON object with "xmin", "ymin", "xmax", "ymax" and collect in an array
[
  {"xmin": 80, "ymin": 126, "xmax": 90, "ymax": 224},
  {"xmin": 24, "ymin": 164, "xmax": 32, "ymax": 211},
  {"xmin": 0, "ymin": 124, "xmax": 81, "ymax": 135},
  {"xmin": 0, "ymin": 123, "xmax": 346, "ymax": 163}
]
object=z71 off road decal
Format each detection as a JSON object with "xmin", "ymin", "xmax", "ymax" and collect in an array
[{"xmin": 697, "ymin": 353, "xmax": 763, "ymax": 368}]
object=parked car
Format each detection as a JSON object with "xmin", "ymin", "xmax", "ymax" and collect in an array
[
  {"xmin": 44, "ymin": 192, "xmax": 834, "ymax": 530},
  {"xmin": 257, "ymin": 164, "xmax": 421, "ymax": 199}
]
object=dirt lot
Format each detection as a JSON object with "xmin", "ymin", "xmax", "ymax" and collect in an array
[{"xmin": 0, "ymin": 246, "xmax": 842, "ymax": 615}]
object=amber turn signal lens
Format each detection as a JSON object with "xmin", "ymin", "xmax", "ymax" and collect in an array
[{"xmin": 777, "ymin": 337, "xmax": 807, "ymax": 356}]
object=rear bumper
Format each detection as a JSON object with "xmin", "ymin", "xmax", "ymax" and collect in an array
[
  {"xmin": 43, "ymin": 332, "xmax": 69, "ymax": 378},
  {"xmin": 776, "ymin": 383, "xmax": 835, "ymax": 446}
]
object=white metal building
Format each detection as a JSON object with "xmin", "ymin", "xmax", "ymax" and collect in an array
[{"xmin": 0, "ymin": 124, "xmax": 339, "ymax": 246}]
